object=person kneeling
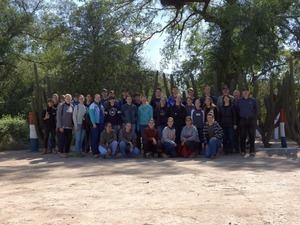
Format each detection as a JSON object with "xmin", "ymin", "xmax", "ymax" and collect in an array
[
  {"xmin": 119, "ymin": 122, "xmax": 140, "ymax": 158},
  {"xmin": 203, "ymin": 113, "xmax": 223, "ymax": 159},
  {"xmin": 143, "ymin": 119, "xmax": 162, "ymax": 158},
  {"xmin": 180, "ymin": 116, "xmax": 200, "ymax": 158},
  {"xmin": 99, "ymin": 122, "xmax": 118, "ymax": 159}
]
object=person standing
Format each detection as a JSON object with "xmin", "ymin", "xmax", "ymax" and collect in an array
[
  {"xmin": 42, "ymin": 99, "xmax": 56, "ymax": 154},
  {"xmin": 170, "ymin": 94, "xmax": 187, "ymax": 144},
  {"xmin": 218, "ymin": 95, "xmax": 237, "ymax": 155},
  {"xmin": 104, "ymin": 96, "xmax": 121, "ymax": 137},
  {"xmin": 216, "ymin": 85, "xmax": 234, "ymax": 109},
  {"xmin": 233, "ymin": 89, "xmax": 241, "ymax": 153},
  {"xmin": 56, "ymin": 94, "xmax": 74, "ymax": 158},
  {"xmin": 185, "ymin": 96, "xmax": 194, "ymax": 117},
  {"xmin": 138, "ymin": 96, "xmax": 153, "ymax": 137},
  {"xmin": 73, "ymin": 95, "xmax": 87, "ymax": 158},
  {"xmin": 153, "ymin": 96, "xmax": 170, "ymax": 138},
  {"xmin": 121, "ymin": 96, "xmax": 138, "ymax": 135},
  {"xmin": 236, "ymin": 87, "xmax": 258, "ymax": 156},
  {"xmin": 89, "ymin": 94, "xmax": 105, "ymax": 158},
  {"xmin": 200, "ymin": 85, "xmax": 217, "ymax": 107},
  {"xmin": 150, "ymin": 87, "xmax": 162, "ymax": 110},
  {"xmin": 191, "ymin": 99, "xmax": 205, "ymax": 154}
]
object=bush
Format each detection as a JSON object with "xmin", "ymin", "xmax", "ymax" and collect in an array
[{"xmin": 0, "ymin": 116, "xmax": 29, "ymax": 150}]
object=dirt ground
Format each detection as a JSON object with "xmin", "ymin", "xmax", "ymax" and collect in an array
[{"xmin": 0, "ymin": 145, "xmax": 299, "ymax": 225}]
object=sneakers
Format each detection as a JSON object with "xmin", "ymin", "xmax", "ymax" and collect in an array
[{"xmin": 250, "ymin": 152, "xmax": 256, "ymax": 156}]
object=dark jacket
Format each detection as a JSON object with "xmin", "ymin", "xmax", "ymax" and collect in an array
[
  {"xmin": 121, "ymin": 103, "xmax": 138, "ymax": 124},
  {"xmin": 218, "ymin": 105, "xmax": 237, "ymax": 128},
  {"xmin": 42, "ymin": 107, "xmax": 56, "ymax": 128},
  {"xmin": 154, "ymin": 105, "xmax": 170, "ymax": 126},
  {"xmin": 171, "ymin": 104, "xmax": 187, "ymax": 126},
  {"xmin": 104, "ymin": 103, "xmax": 121, "ymax": 126}
]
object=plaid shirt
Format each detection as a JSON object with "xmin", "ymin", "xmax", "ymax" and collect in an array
[{"xmin": 202, "ymin": 121, "xmax": 223, "ymax": 145}]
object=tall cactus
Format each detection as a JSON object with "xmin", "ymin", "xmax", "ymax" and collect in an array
[
  {"xmin": 190, "ymin": 74, "xmax": 199, "ymax": 99},
  {"xmin": 162, "ymin": 73, "xmax": 170, "ymax": 97}
]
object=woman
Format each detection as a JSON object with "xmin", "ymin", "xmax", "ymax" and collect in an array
[
  {"xmin": 203, "ymin": 113, "xmax": 223, "ymax": 159},
  {"xmin": 161, "ymin": 117, "xmax": 177, "ymax": 157},
  {"xmin": 203, "ymin": 97, "xmax": 218, "ymax": 122},
  {"xmin": 104, "ymin": 96, "xmax": 121, "ymax": 137},
  {"xmin": 153, "ymin": 96, "xmax": 170, "ymax": 138},
  {"xmin": 73, "ymin": 95, "xmax": 87, "ymax": 158},
  {"xmin": 138, "ymin": 96, "xmax": 153, "ymax": 137},
  {"xmin": 99, "ymin": 122, "xmax": 118, "ymax": 159},
  {"xmin": 180, "ymin": 116, "xmax": 200, "ymax": 158},
  {"xmin": 119, "ymin": 122, "xmax": 140, "ymax": 158},
  {"xmin": 42, "ymin": 99, "xmax": 56, "ymax": 154},
  {"xmin": 218, "ymin": 94, "xmax": 237, "ymax": 155},
  {"xmin": 56, "ymin": 94, "xmax": 73, "ymax": 158}
]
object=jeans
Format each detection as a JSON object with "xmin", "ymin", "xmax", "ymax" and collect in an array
[
  {"xmin": 162, "ymin": 142, "xmax": 177, "ymax": 157},
  {"xmin": 157, "ymin": 125, "xmax": 165, "ymax": 139},
  {"xmin": 139, "ymin": 124, "xmax": 148, "ymax": 140},
  {"xmin": 98, "ymin": 141, "xmax": 118, "ymax": 156},
  {"xmin": 44, "ymin": 127, "xmax": 56, "ymax": 149},
  {"xmin": 205, "ymin": 137, "xmax": 222, "ymax": 158},
  {"xmin": 91, "ymin": 123, "xmax": 104, "ymax": 155},
  {"xmin": 222, "ymin": 126, "xmax": 234, "ymax": 154},
  {"xmin": 74, "ymin": 124, "xmax": 86, "ymax": 153},
  {"xmin": 112, "ymin": 125, "xmax": 119, "ymax": 139},
  {"xmin": 57, "ymin": 128, "xmax": 72, "ymax": 153},
  {"xmin": 239, "ymin": 118, "xmax": 256, "ymax": 153},
  {"xmin": 119, "ymin": 141, "xmax": 140, "ymax": 157}
]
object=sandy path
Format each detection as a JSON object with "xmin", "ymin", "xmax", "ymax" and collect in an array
[{"xmin": 0, "ymin": 150, "xmax": 299, "ymax": 225}]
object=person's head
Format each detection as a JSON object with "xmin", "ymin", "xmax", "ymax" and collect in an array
[
  {"xmin": 185, "ymin": 116, "xmax": 192, "ymax": 127},
  {"xmin": 101, "ymin": 88, "xmax": 108, "ymax": 98},
  {"xmin": 108, "ymin": 96, "xmax": 115, "ymax": 105},
  {"xmin": 222, "ymin": 85, "xmax": 230, "ymax": 95},
  {"xmin": 133, "ymin": 93, "xmax": 141, "ymax": 103},
  {"xmin": 207, "ymin": 113, "xmax": 215, "ymax": 124},
  {"xmin": 59, "ymin": 95, "xmax": 65, "ymax": 103},
  {"xmin": 175, "ymin": 94, "xmax": 182, "ymax": 105},
  {"xmin": 52, "ymin": 94, "xmax": 58, "ymax": 104},
  {"xmin": 125, "ymin": 122, "xmax": 132, "ymax": 132},
  {"xmin": 205, "ymin": 97, "xmax": 212, "ymax": 107},
  {"xmin": 148, "ymin": 118, "xmax": 155, "ymax": 128},
  {"xmin": 105, "ymin": 122, "xmax": 113, "ymax": 133},
  {"xmin": 195, "ymin": 99, "xmax": 201, "ymax": 109},
  {"xmin": 242, "ymin": 87, "xmax": 250, "ymax": 99},
  {"xmin": 160, "ymin": 96, "xmax": 167, "ymax": 106},
  {"xmin": 204, "ymin": 85, "xmax": 211, "ymax": 95},
  {"xmin": 73, "ymin": 93, "xmax": 79, "ymax": 101},
  {"xmin": 126, "ymin": 96, "xmax": 132, "ymax": 105},
  {"xmin": 86, "ymin": 94, "xmax": 92, "ymax": 103},
  {"xmin": 47, "ymin": 98, "xmax": 54, "ymax": 107},
  {"xmin": 223, "ymin": 94, "xmax": 231, "ymax": 105},
  {"xmin": 65, "ymin": 94, "xmax": 72, "ymax": 104},
  {"xmin": 108, "ymin": 90, "xmax": 115, "ymax": 98},
  {"xmin": 79, "ymin": 94, "xmax": 85, "ymax": 104},
  {"xmin": 187, "ymin": 88, "xmax": 194, "ymax": 97},
  {"xmin": 122, "ymin": 89, "xmax": 129, "ymax": 98},
  {"xmin": 167, "ymin": 117, "xmax": 174, "ymax": 127},
  {"xmin": 233, "ymin": 90, "xmax": 240, "ymax": 101},
  {"xmin": 155, "ymin": 88, "xmax": 162, "ymax": 98},
  {"xmin": 186, "ymin": 96, "xmax": 192, "ymax": 106},
  {"xmin": 94, "ymin": 94, "xmax": 101, "ymax": 103},
  {"xmin": 141, "ymin": 96, "xmax": 147, "ymax": 105},
  {"xmin": 172, "ymin": 86, "xmax": 178, "ymax": 96}
]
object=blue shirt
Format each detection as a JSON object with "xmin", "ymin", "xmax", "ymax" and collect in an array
[{"xmin": 236, "ymin": 97, "xmax": 258, "ymax": 118}]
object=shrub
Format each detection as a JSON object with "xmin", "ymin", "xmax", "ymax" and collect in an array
[{"xmin": 0, "ymin": 116, "xmax": 29, "ymax": 150}]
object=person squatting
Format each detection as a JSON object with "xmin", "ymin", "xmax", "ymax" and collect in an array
[{"xmin": 42, "ymin": 85, "xmax": 258, "ymax": 159}]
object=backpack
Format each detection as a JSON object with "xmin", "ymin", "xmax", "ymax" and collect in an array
[{"xmin": 179, "ymin": 144, "xmax": 191, "ymax": 158}]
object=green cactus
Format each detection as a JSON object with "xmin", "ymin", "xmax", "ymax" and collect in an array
[{"xmin": 162, "ymin": 73, "xmax": 170, "ymax": 97}]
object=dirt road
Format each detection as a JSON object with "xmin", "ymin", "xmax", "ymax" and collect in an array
[{"xmin": 0, "ymin": 150, "xmax": 299, "ymax": 225}]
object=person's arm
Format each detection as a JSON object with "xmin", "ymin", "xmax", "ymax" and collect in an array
[
  {"xmin": 88, "ymin": 105, "xmax": 96, "ymax": 125},
  {"xmin": 187, "ymin": 126, "xmax": 198, "ymax": 141},
  {"xmin": 214, "ymin": 123, "xmax": 223, "ymax": 140},
  {"xmin": 162, "ymin": 128, "xmax": 175, "ymax": 145},
  {"xmin": 72, "ymin": 105, "xmax": 78, "ymax": 129},
  {"xmin": 108, "ymin": 132, "xmax": 117, "ymax": 144},
  {"xmin": 56, "ymin": 104, "xmax": 63, "ymax": 129}
]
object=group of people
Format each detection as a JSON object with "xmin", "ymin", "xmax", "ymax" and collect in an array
[{"xmin": 41, "ymin": 84, "xmax": 258, "ymax": 159}]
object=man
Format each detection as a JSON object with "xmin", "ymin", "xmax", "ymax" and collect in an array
[
  {"xmin": 236, "ymin": 87, "xmax": 258, "ymax": 156},
  {"xmin": 233, "ymin": 89, "xmax": 241, "ymax": 153},
  {"xmin": 167, "ymin": 86, "xmax": 179, "ymax": 107},
  {"xmin": 119, "ymin": 89, "xmax": 129, "ymax": 106},
  {"xmin": 71, "ymin": 93, "xmax": 80, "ymax": 106},
  {"xmin": 132, "ymin": 92, "xmax": 142, "ymax": 108},
  {"xmin": 187, "ymin": 87, "xmax": 196, "ymax": 104},
  {"xmin": 89, "ymin": 94, "xmax": 105, "ymax": 157},
  {"xmin": 200, "ymin": 85, "xmax": 217, "ymax": 107},
  {"xmin": 185, "ymin": 96, "xmax": 194, "ymax": 117},
  {"xmin": 150, "ymin": 87, "xmax": 162, "ymax": 110},
  {"xmin": 101, "ymin": 88, "xmax": 109, "ymax": 105},
  {"xmin": 216, "ymin": 85, "xmax": 234, "ymax": 109}
]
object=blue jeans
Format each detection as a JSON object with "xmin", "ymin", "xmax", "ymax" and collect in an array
[
  {"xmin": 119, "ymin": 141, "xmax": 140, "ymax": 157},
  {"xmin": 157, "ymin": 125, "xmax": 165, "ymax": 139},
  {"xmin": 91, "ymin": 123, "xmax": 104, "ymax": 155},
  {"xmin": 162, "ymin": 142, "xmax": 177, "ymax": 157},
  {"xmin": 222, "ymin": 126, "xmax": 234, "ymax": 154},
  {"xmin": 74, "ymin": 124, "xmax": 86, "ymax": 153},
  {"xmin": 205, "ymin": 137, "xmax": 222, "ymax": 158},
  {"xmin": 98, "ymin": 141, "xmax": 118, "ymax": 156},
  {"xmin": 112, "ymin": 125, "xmax": 119, "ymax": 139}
]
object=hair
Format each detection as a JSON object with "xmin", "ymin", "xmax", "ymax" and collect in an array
[
  {"xmin": 207, "ymin": 112, "xmax": 215, "ymax": 118},
  {"xmin": 148, "ymin": 118, "xmax": 155, "ymax": 123},
  {"xmin": 156, "ymin": 87, "xmax": 162, "ymax": 92},
  {"xmin": 222, "ymin": 94, "xmax": 232, "ymax": 104},
  {"xmin": 65, "ymin": 94, "xmax": 72, "ymax": 99},
  {"xmin": 185, "ymin": 116, "xmax": 192, "ymax": 121},
  {"xmin": 105, "ymin": 122, "xmax": 112, "ymax": 128}
]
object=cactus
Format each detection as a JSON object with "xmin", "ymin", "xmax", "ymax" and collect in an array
[
  {"xmin": 162, "ymin": 73, "xmax": 170, "ymax": 97},
  {"xmin": 152, "ymin": 71, "xmax": 159, "ymax": 99},
  {"xmin": 190, "ymin": 74, "xmax": 199, "ymax": 99},
  {"xmin": 229, "ymin": 79, "xmax": 235, "ymax": 92}
]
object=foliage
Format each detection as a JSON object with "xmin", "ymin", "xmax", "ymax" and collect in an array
[{"xmin": 0, "ymin": 116, "xmax": 28, "ymax": 150}]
